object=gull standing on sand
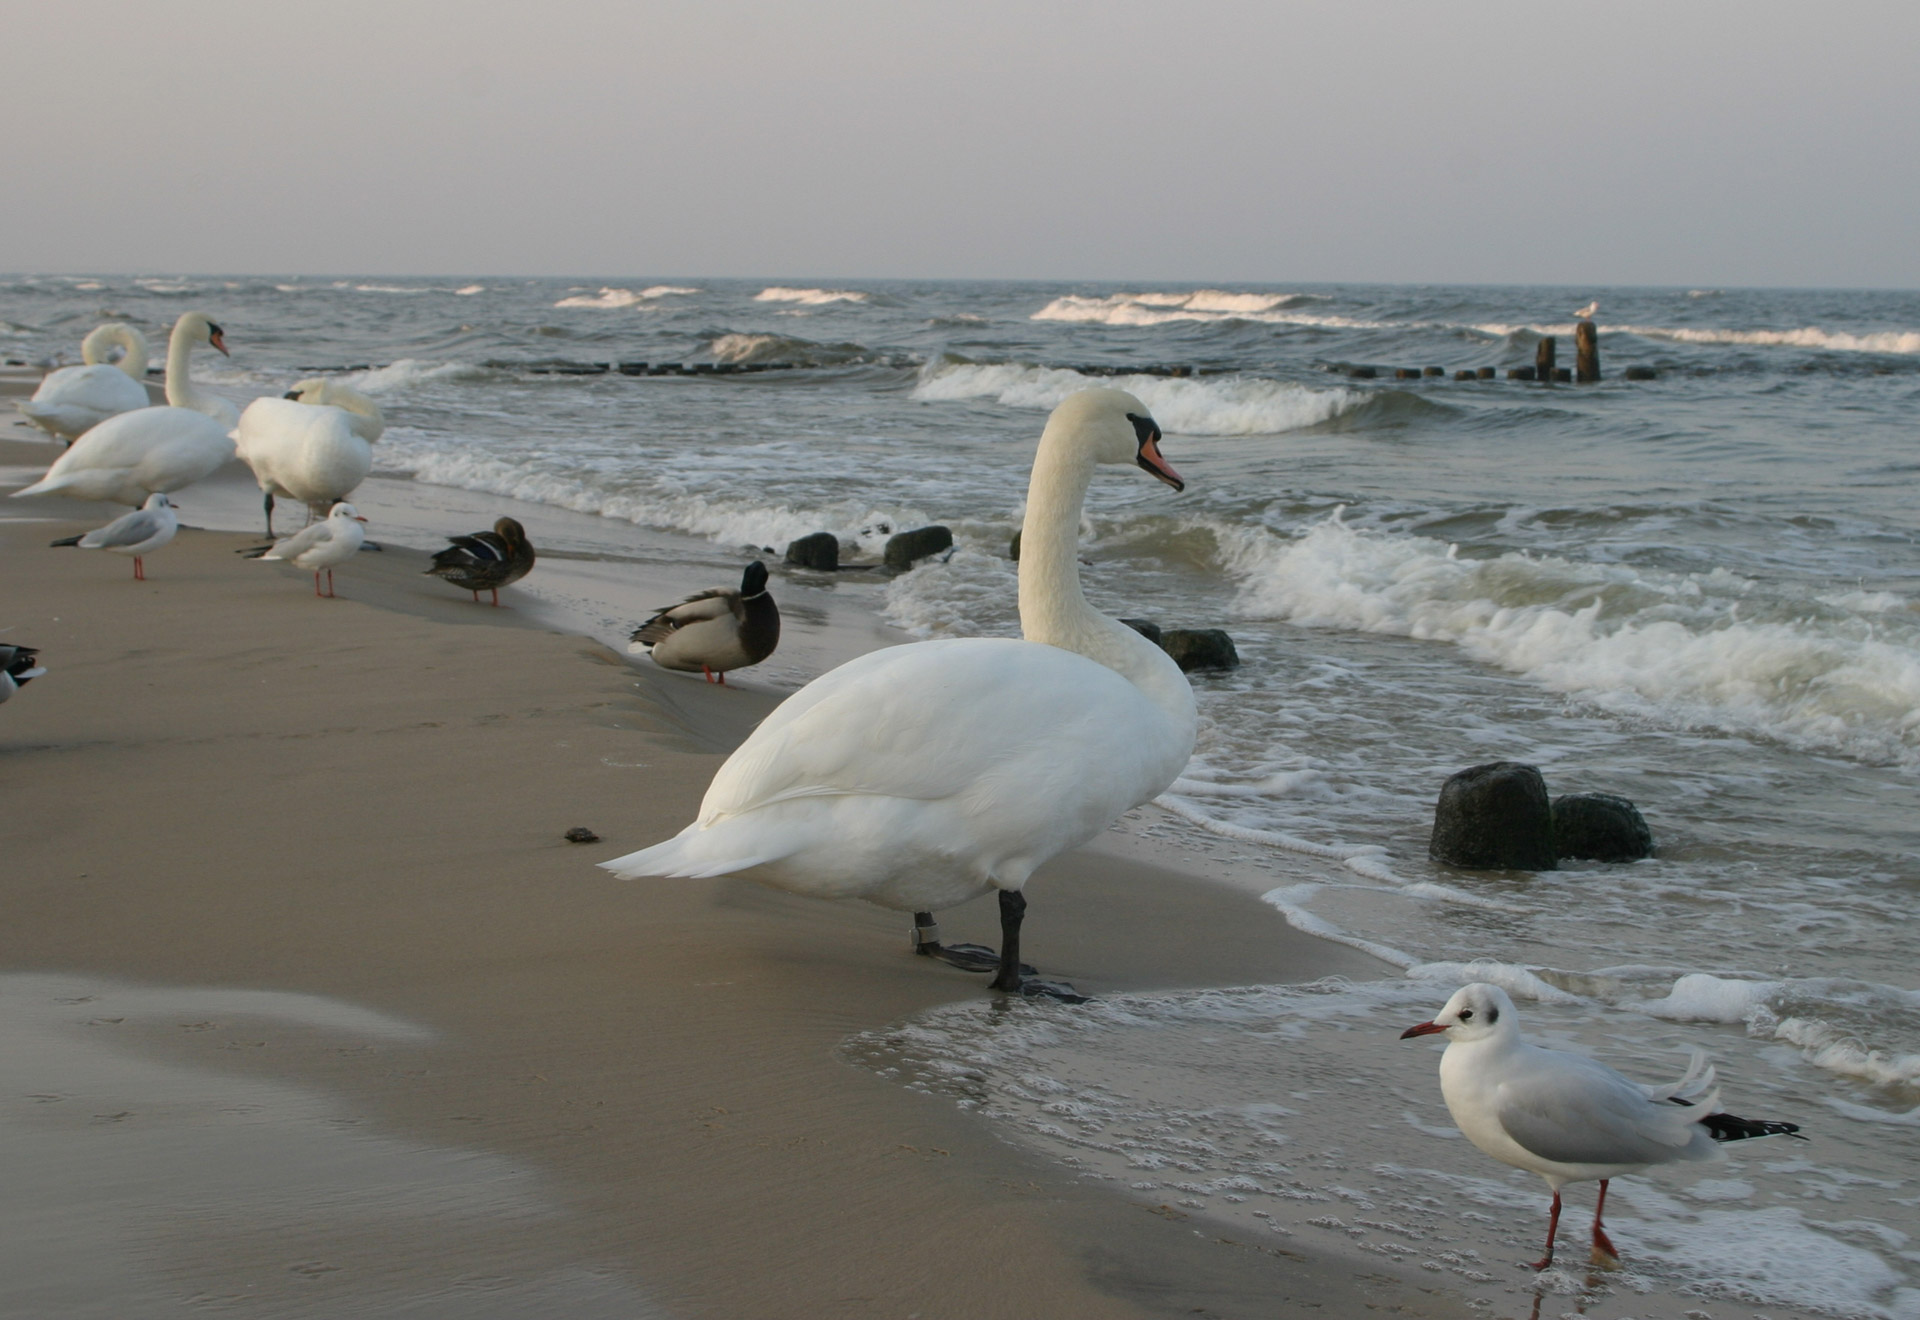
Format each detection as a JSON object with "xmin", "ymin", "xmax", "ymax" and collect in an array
[
  {"xmin": 0, "ymin": 644, "xmax": 46, "ymax": 704},
  {"xmin": 425, "ymin": 516, "xmax": 537, "ymax": 606},
  {"xmin": 17, "ymin": 323, "xmax": 152, "ymax": 444},
  {"xmin": 628, "ymin": 560, "xmax": 779, "ymax": 682},
  {"xmin": 601, "ymin": 390, "xmax": 1195, "ymax": 1001},
  {"xmin": 243, "ymin": 502, "xmax": 368, "ymax": 597},
  {"xmin": 1401, "ymin": 982, "xmax": 1803, "ymax": 1270},
  {"xmin": 48, "ymin": 493, "xmax": 179, "ymax": 581}
]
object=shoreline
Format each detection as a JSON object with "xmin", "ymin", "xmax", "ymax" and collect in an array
[{"xmin": 0, "ymin": 416, "xmax": 1482, "ymax": 1317}]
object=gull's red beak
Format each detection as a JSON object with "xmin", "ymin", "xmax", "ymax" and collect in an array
[
  {"xmin": 1400, "ymin": 1021, "xmax": 1447, "ymax": 1039},
  {"xmin": 1137, "ymin": 434, "xmax": 1184, "ymax": 492}
]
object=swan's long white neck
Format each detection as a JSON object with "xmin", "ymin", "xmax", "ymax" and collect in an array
[
  {"xmin": 1017, "ymin": 427, "xmax": 1196, "ymax": 730},
  {"xmin": 81, "ymin": 324, "xmax": 150, "ymax": 380},
  {"xmin": 163, "ymin": 317, "xmax": 217, "ymax": 412}
]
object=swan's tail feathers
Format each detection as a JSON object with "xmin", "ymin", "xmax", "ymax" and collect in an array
[
  {"xmin": 598, "ymin": 836, "xmax": 784, "ymax": 881},
  {"xmin": 11, "ymin": 477, "xmax": 63, "ymax": 499}
]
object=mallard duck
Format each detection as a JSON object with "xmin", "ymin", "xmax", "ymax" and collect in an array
[
  {"xmin": 601, "ymin": 390, "xmax": 1193, "ymax": 1000},
  {"xmin": 49, "ymin": 493, "xmax": 178, "ymax": 580},
  {"xmin": 425, "ymin": 517, "xmax": 535, "ymax": 606},
  {"xmin": 0, "ymin": 645, "xmax": 45, "ymax": 704},
  {"xmin": 627, "ymin": 561, "xmax": 780, "ymax": 684}
]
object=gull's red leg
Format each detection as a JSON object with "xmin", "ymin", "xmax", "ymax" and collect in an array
[
  {"xmin": 1590, "ymin": 1179, "xmax": 1618, "ymax": 1263},
  {"xmin": 1530, "ymin": 1189, "xmax": 1563, "ymax": 1271}
]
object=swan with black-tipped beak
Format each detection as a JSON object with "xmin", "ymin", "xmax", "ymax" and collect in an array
[{"xmin": 600, "ymin": 388, "xmax": 1195, "ymax": 1001}]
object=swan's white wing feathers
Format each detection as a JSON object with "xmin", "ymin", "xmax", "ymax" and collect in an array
[{"xmin": 699, "ymin": 637, "xmax": 1168, "ymax": 825}]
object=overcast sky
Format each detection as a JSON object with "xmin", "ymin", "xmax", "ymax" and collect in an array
[{"xmin": 6, "ymin": 0, "xmax": 1915, "ymax": 287}]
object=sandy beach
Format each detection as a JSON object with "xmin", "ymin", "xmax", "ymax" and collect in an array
[{"xmin": 0, "ymin": 407, "xmax": 1481, "ymax": 1319}]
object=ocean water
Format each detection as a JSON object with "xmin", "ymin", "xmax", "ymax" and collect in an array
[{"xmin": 7, "ymin": 274, "xmax": 1920, "ymax": 1315}]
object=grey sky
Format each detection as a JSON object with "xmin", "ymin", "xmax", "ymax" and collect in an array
[{"xmin": 6, "ymin": 0, "xmax": 1915, "ymax": 286}]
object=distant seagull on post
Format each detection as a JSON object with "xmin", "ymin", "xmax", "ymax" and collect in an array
[{"xmin": 1573, "ymin": 301, "xmax": 1599, "ymax": 320}]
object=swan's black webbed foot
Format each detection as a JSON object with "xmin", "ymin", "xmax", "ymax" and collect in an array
[
  {"xmin": 983, "ymin": 891, "xmax": 1092, "ymax": 1005},
  {"xmin": 1017, "ymin": 978, "xmax": 1090, "ymax": 1004},
  {"xmin": 911, "ymin": 913, "xmax": 1033, "ymax": 975}
]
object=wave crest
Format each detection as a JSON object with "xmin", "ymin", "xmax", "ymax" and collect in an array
[
  {"xmin": 912, "ymin": 359, "xmax": 1366, "ymax": 435},
  {"xmin": 755, "ymin": 286, "xmax": 869, "ymax": 306},
  {"xmin": 553, "ymin": 285, "xmax": 700, "ymax": 309}
]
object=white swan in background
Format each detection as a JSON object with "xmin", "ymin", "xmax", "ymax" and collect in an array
[
  {"xmin": 231, "ymin": 379, "xmax": 384, "ymax": 535},
  {"xmin": 17, "ymin": 323, "xmax": 153, "ymax": 443},
  {"xmin": 11, "ymin": 313, "xmax": 236, "ymax": 505},
  {"xmin": 601, "ymin": 388, "xmax": 1196, "ymax": 1000}
]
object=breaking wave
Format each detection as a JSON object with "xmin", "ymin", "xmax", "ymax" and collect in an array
[
  {"xmin": 708, "ymin": 332, "xmax": 872, "ymax": 366},
  {"xmin": 912, "ymin": 359, "xmax": 1366, "ymax": 435},
  {"xmin": 1034, "ymin": 290, "xmax": 1386, "ymax": 330},
  {"xmin": 553, "ymin": 285, "xmax": 700, "ymax": 309},
  {"xmin": 755, "ymin": 286, "xmax": 869, "ymax": 306},
  {"xmin": 1221, "ymin": 511, "xmax": 1920, "ymax": 764}
]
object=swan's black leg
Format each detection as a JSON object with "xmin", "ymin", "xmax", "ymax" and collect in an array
[
  {"xmin": 911, "ymin": 911, "xmax": 1012, "ymax": 974},
  {"xmin": 263, "ymin": 490, "xmax": 275, "ymax": 538},
  {"xmin": 990, "ymin": 890, "xmax": 1087, "ymax": 1003}
]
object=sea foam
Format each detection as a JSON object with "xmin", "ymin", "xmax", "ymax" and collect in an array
[
  {"xmin": 912, "ymin": 359, "xmax": 1365, "ymax": 435},
  {"xmin": 1221, "ymin": 511, "xmax": 1920, "ymax": 764},
  {"xmin": 553, "ymin": 285, "xmax": 699, "ymax": 309},
  {"xmin": 1033, "ymin": 291, "xmax": 1389, "ymax": 330},
  {"xmin": 755, "ymin": 286, "xmax": 869, "ymax": 306}
]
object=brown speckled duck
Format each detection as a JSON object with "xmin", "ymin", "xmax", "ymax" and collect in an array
[
  {"xmin": 628, "ymin": 561, "xmax": 780, "ymax": 684},
  {"xmin": 426, "ymin": 517, "xmax": 536, "ymax": 606}
]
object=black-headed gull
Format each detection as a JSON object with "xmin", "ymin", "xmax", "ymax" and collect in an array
[
  {"xmin": 242, "ymin": 501, "xmax": 368, "ymax": 598},
  {"xmin": 48, "ymin": 493, "xmax": 179, "ymax": 580},
  {"xmin": 1401, "ymin": 982, "xmax": 1803, "ymax": 1270},
  {"xmin": 1, "ymin": 644, "xmax": 45, "ymax": 703}
]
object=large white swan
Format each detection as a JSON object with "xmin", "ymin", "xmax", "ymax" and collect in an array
[
  {"xmin": 231, "ymin": 378, "xmax": 385, "ymax": 535},
  {"xmin": 17, "ymin": 323, "xmax": 153, "ymax": 443},
  {"xmin": 601, "ymin": 388, "xmax": 1196, "ymax": 999},
  {"xmin": 11, "ymin": 313, "xmax": 236, "ymax": 506}
]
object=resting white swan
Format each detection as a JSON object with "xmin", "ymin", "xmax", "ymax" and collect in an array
[
  {"xmin": 17, "ymin": 324, "xmax": 152, "ymax": 443},
  {"xmin": 11, "ymin": 313, "xmax": 236, "ymax": 506},
  {"xmin": 231, "ymin": 379, "xmax": 384, "ymax": 535},
  {"xmin": 601, "ymin": 388, "xmax": 1195, "ymax": 999}
]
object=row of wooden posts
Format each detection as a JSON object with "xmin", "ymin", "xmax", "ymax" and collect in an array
[{"xmin": 1342, "ymin": 319, "xmax": 1655, "ymax": 383}]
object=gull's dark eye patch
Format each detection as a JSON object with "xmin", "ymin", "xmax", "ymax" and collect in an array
[{"xmin": 1487, "ymin": 1006, "xmax": 1499, "ymax": 1024}]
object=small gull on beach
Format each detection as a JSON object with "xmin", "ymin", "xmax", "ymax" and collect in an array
[
  {"xmin": 1401, "ymin": 982, "xmax": 1803, "ymax": 1270},
  {"xmin": 49, "ymin": 493, "xmax": 178, "ymax": 580},
  {"xmin": 243, "ymin": 501, "xmax": 368, "ymax": 598}
]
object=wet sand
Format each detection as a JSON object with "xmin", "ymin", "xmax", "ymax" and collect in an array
[{"xmin": 0, "ymin": 408, "xmax": 1472, "ymax": 1318}]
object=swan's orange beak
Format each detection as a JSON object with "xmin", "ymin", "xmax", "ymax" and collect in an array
[
  {"xmin": 1400, "ymin": 1021, "xmax": 1447, "ymax": 1039},
  {"xmin": 210, "ymin": 330, "xmax": 230, "ymax": 357},
  {"xmin": 1137, "ymin": 435, "xmax": 1184, "ymax": 492}
]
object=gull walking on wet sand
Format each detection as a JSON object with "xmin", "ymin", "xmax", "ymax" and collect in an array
[
  {"xmin": 49, "ymin": 493, "xmax": 179, "ymax": 580},
  {"xmin": 1401, "ymin": 982, "xmax": 1803, "ymax": 1270},
  {"xmin": 243, "ymin": 502, "xmax": 368, "ymax": 597}
]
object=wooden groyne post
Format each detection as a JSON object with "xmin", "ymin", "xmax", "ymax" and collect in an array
[
  {"xmin": 1575, "ymin": 320, "xmax": 1601, "ymax": 383},
  {"xmin": 1535, "ymin": 336, "xmax": 1557, "ymax": 384}
]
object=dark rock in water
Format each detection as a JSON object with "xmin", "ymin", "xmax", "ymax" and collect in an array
[
  {"xmin": 1009, "ymin": 529, "xmax": 1021, "ymax": 561},
  {"xmin": 1623, "ymin": 365, "xmax": 1658, "ymax": 380},
  {"xmin": 1160, "ymin": 628, "xmax": 1239, "ymax": 672},
  {"xmin": 1348, "ymin": 365, "xmax": 1377, "ymax": 379},
  {"xmin": 1508, "ymin": 366, "xmax": 1537, "ymax": 381},
  {"xmin": 564, "ymin": 827, "xmax": 600, "ymax": 844},
  {"xmin": 1394, "ymin": 367, "xmax": 1420, "ymax": 380},
  {"xmin": 1120, "ymin": 617, "xmax": 1163, "ymax": 644},
  {"xmin": 1429, "ymin": 761, "xmax": 1557, "ymax": 871},
  {"xmin": 1552, "ymin": 793, "xmax": 1654, "ymax": 862},
  {"xmin": 1454, "ymin": 369, "xmax": 1477, "ymax": 381},
  {"xmin": 1476, "ymin": 366, "xmax": 1496, "ymax": 379},
  {"xmin": 616, "ymin": 361, "xmax": 649, "ymax": 375},
  {"xmin": 883, "ymin": 525, "xmax": 954, "ymax": 572},
  {"xmin": 1424, "ymin": 366, "xmax": 1445, "ymax": 377},
  {"xmin": 784, "ymin": 532, "xmax": 840, "ymax": 571}
]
